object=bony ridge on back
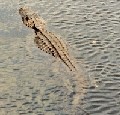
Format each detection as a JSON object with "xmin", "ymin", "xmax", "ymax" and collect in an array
[{"xmin": 19, "ymin": 6, "xmax": 77, "ymax": 72}]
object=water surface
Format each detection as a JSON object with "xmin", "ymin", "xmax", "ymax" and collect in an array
[{"xmin": 0, "ymin": 0, "xmax": 120, "ymax": 115}]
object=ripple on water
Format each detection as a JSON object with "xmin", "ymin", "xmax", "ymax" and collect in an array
[{"xmin": 0, "ymin": 0, "xmax": 120, "ymax": 115}]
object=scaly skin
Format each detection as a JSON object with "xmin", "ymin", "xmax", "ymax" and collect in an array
[
  {"xmin": 19, "ymin": 8, "xmax": 89, "ymax": 115},
  {"xmin": 19, "ymin": 7, "xmax": 77, "ymax": 71}
]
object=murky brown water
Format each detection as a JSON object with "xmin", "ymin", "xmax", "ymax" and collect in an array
[{"xmin": 0, "ymin": 0, "xmax": 120, "ymax": 115}]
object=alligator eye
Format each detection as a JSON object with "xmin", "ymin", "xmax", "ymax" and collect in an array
[{"xmin": 25, "ymin": 17, "xmax": 29, "ymax": 21}]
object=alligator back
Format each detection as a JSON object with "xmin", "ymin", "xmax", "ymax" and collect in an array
[{"xmin": 19, "ymin": 7, "xmax": 77, "ymax": 72}]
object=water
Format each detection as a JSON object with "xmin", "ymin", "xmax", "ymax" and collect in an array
[{"xmin": 0, "ymin": 0, "xmax": 120, "ymax": 115}]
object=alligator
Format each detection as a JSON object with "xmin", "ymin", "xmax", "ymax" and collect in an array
[
  {"xmin": 19, "ymin": 7, "xmax": 90, "ymax": 115},
  {"xmin": 19, "ymin": 7, "xmax": 77, "ymax": 72}
]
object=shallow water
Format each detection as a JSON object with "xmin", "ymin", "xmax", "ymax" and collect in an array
[{"xmin": 0, "ymin": 0, "xmax": 120, "ymax": 115}]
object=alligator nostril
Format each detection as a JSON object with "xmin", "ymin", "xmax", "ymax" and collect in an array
[{"xmin": 22, "ymin": 17, "xmax": 24, "ymax": 21}]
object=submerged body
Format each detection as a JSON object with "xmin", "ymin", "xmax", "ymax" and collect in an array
[
  {"xmin": 19, "ymin": 7, "xmax": 77, "ymax": 71},
  {"xmin": 19, "ymin": 7, "xmax": 89, "ymax": 114}
]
